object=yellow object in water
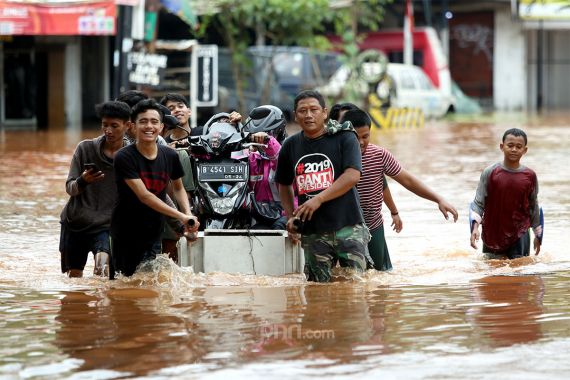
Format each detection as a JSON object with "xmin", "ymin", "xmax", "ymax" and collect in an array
[{"xmin": 367, "ymin": 94, "xmax": 424, "ymax": 130}]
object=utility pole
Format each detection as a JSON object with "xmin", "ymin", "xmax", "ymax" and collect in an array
[
  {"xmin": 113, "ymin": 5, "xmax": 133, "ymax": 100},
  {"xmin": 404, "ymin": 0, "xmax": 414, "ymax": 65},
  {"xmin": 537, "ymin": 20, "xmax": 543, "ymax": 112}
]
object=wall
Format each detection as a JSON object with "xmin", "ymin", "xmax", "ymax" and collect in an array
[
  {"xmin": 65, "ymin": 38, "xmax": 82, "ymax": 129},
  {"xmin": 493, "ymin": 9, "xmax": 526, "ymax": 111}
]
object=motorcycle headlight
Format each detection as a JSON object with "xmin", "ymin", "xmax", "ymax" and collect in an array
[{"xmin": 209, "ymin": 182, "xmax": 246, "ymax": 215}]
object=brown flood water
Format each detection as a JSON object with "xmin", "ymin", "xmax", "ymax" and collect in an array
[{"xmin": 1, "ymin": 115, "xmax": 570, "ymax": 379}]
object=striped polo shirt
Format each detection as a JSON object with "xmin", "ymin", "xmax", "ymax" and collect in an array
[{"xmin": 357, "ymin": 144, "xmax": 402, "ymax": 230}]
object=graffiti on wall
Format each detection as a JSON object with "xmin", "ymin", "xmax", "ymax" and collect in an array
[{"xmin": 451, "ymin": 24, "xmax": 493, "ymax": 63}]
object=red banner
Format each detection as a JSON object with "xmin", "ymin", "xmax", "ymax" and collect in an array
[{"xmin": 0, "ymin": 1, "xmax": 116, "ymax": 35}]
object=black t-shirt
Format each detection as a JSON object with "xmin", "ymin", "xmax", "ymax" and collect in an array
[
  {"xmin": 275, "ymin": 131, "xmax": 363, "ymax": 234},
  {"xmin": 111, "ymin": 144, "xmax": 184, "ymax": 243}
]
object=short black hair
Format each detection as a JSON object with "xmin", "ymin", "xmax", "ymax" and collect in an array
[
  {"xmin": 131, "ymin": 99, "xmax": 164, "ymax": 122},
  {"xmin": 160, "ymin": 93, "xmax": 189, "ymax": 107},
  {"xmin": 502, "ymin": 128, "xmax": 527, "ymax": 145},
  {"xmin": 116, "ymin": 90, "xmax": 148, "ymax": 108},
  {"xmin": 95, "ymin": 101, "xmax": 131, "ymax": 121},
  {"xmin": 294, "ymin": 90, "xmax": 326, "ymax": 111},
  {"xmin": 340, "ymin": 108, "xmax": 371, "ymax": 129},
  {"xmin": 329, "ymin": 102, "xmax": 359, "ymax": 121}
]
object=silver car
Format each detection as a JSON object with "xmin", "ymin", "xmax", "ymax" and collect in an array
[{"xmin": 318, "ymin": 62, "xmax": 453, "ymax": 118}]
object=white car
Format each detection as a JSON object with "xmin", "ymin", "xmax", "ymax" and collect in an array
[{"xmin": 318, "ymin": 62, "xmax": 453, "ymax": 118}]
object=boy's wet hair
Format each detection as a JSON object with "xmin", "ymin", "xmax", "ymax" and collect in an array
[
  {"xmin": 329, "ymin": 102, "xmax": 358, "ymax": 121},
  {"xmin": 95, "ymin": 101, "xmax": 131, "ymax": 121},
  {"xmin": 340, "ymin": 109, "xmax": 371, "ymax": 129},
  {"xmin": 116, "ymin": 90, "xmax": 148, "ymax": 108},
  {"xmin": 160, "ymin": 93, "xmax": 189, "ymax": 107},
  {"xmin": 294, "ymin": 90, "xmax": 326, "ymax": 111},
  {"xmin": 503, "ymin": 128, "xmax": 527, "ymax": 145},
  {"xmin": 131, "ymin": 99, "xmax": 164, "ymax": 122}
]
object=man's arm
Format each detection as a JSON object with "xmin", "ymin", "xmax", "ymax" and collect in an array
[
  {"xmin": 124, "ymin": 178, "xmax": 193, "ymax": 224},
  {"xmin": 66, "ymin": 146, "xmax": 104, "ymax": 196},
  {"xmin": 391, "ymin": 168, "xmax": 458, "ymax": 222},
  {"xmin": 279, "ymin": 183, "xmax": 301, "ymax": 243},
  {"xmin": 279, "ymin": 184, "xmax": 296, "ymax": 219},
  {"xmin": 383, "ymin": 184, "xmax": 403, "ymax": 233},
  {"xmin": 529, "ymin": 175, "xmax": 541, "ymax": 255},
  {"xmin": 294, "ymin": 167, "xmax": 360, "ymax": 222},
  {"xmin": 470, "ymin": 167, "xmax": 491, "ymax": 249},
  {"xmin": 172, "ymin": 178, "xmax": 191, "ymax": 215}
]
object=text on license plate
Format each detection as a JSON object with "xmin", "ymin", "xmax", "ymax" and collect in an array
[{"xmin": 198, "ymin": 164, "xmax": 247, "ymax": 181}]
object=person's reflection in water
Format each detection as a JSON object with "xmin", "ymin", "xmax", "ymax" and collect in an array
[
  {"xmin": 468, "ymin": 275, "xmax": 544, "ymax": 347},
  {"xmin": 55, "ymin": 289, "xmax": 206, "ymax": 377}
]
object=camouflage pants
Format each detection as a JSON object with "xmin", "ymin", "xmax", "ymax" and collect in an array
[{"xmin": 302, "ymin": 224, "xmax": 369, "ymax": 283}]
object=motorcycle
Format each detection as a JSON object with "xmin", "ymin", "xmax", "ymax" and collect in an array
[{"xmin": 179, "ymin": 113, "xmax": 265, "ymax": 229}]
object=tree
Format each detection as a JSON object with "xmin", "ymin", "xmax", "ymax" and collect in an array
[
  {"xmin": 197, "ymin": 0, "xmax": 390, "ymax": 113},
  {"xmin": 327, "ymin": 0, "xmax": 391, "ymax": 106}
]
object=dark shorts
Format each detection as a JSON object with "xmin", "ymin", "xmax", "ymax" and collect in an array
[
  {"xmin": 302, "ymin": 224, "xmax": 368, "ymax": 283},
  {"xmin": 483, "ymin": 230, "xmax": 531, "ymax": 260},
  {"xmin": 109, "ymin": 236, "xmax": 162, "ymax": 279},
  {"xmin": 368, "ymin": 225, "xmax": 393, "ymax": 271},
  {"xmin": 59, "ymin": 223, "xmax": 110, "ymax": 273}
]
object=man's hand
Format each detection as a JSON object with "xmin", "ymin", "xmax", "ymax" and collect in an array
[
  {"xmin": 533, "ymin": 237, "xmax": 541, "ymax": 255},
  {"xmin": 286, "ymin": 217, "xmax": 301, "ymax": 244},
  {"xmin": 82, "ymin": 168, "xmax": 104, "ymax": 184},
  {"xmin": 181, "ymin": 215, "xmax": 200, "ymax": 242},
  {"xmin": 185, "ymin": 215, "xmax": 200, "ymax": 232},
  {"xmin": 228, "ymin": 111, "xmax": 242, "ymax": 124},
  {"xmin": 391, "ymin": 214, "xmax": 403, "ymax": 233},
  {"xmin": 293, "ymin": 196, "xmax": 323, "ymax": 222},
  {"xmin": 438, "ymin": 200, "xmax": 458, "ymax": 222},
  {"xmin": 470, "ymin": 222, "xmax": 480, "ymax": 249},
  {"xmin": 251, "ymin": 132, "xmax": 268, "ymax": 144}
]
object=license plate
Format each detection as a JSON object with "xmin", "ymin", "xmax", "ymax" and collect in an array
[{"xmin": 197, "ymin": 163, "xmax": 248, "ymax": 181}]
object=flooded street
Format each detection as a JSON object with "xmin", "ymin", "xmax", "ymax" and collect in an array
[{"xmin": 1, "ymin": 115, "xmax": 570, "ymax": 379}]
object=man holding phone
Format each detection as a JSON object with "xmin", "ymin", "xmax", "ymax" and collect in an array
[{"xmin": 59, "ymin": 101, "xmax": 131, "ymax": 278}]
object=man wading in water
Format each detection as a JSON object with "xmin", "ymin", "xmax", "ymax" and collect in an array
[
  {"xmin": 60, "ymin": 101, "xmax": 131, "ymax": 277},
  {"xmin": 275, "ymin": 90, "xmax": 369, "ymax": 282},
  {"xmin": 109, "ymin": 99, "xmax": 199, "ymax": 278}
]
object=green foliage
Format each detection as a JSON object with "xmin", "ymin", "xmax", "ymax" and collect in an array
[{"xmin": 196, "ymin": 0, "xmax": 391, "ymax": 112}]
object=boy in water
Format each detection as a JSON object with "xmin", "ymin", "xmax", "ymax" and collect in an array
[
  {"xmin": 110, "ymin": 99, "xmax": 199, "ymax": 278},
  {"xmin": 331, "ymin": 102, "xmax": 403, "ymax": 242},
  {"xmin": 470, "ymin": 128, "xmax": 542, "ymax": 258},
  {"xmin": 341, "ymin": 109, "xmax": 458, "ymax": 270},
  {"xmin": 60, "ymin": 101, "xmax": 131, "ymax": 277}
]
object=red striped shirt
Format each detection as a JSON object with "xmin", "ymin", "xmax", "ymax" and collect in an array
[{"xmin": 357, "ymin": 144, "xmax": 402, "ymax": 230}]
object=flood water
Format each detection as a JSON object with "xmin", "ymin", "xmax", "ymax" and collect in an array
[{"xmin": 1, "ymin": 115, "xmax": 570, "ymax": 379}]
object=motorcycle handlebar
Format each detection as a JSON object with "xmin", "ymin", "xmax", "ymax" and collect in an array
[
  {"xmin": 291, "ymin": 218, "xmax": 303, "ymax": 232},
  {"xmin": 242, "ymin": 142, "xmax": 268, "ymax": 149},
  {"xmin": 248, "ymin": 134, "xmax": 270, "ymax": 144}
]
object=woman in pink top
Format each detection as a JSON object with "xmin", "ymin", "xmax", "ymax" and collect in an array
[{"xmin": 245, "ymin": 105, "xmax": 290, "ymax": 230}]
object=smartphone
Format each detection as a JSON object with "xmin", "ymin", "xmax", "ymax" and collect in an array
[{"xmin": 84, "ymin": 163, "xmax": 99, "ymax": 172}]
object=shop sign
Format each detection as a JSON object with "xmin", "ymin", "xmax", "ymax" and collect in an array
[
  {"xmin": 0, "ymin": 0, "xmax": 116, "ymax": 35},
  {"xmin": 128, "ymin": 52, "xmax": 168, "ymax": 86}
]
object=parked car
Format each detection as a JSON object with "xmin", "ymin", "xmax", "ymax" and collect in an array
[
  {"xmin": 318, "ymin": 62, "xmax": 453, "ymax": 118},
  {"xmin": 328, "ymin": 27, "xmax": 452, "ymax": 98},
  {"xmin": 218, "ymin": 46, "xmax": 341, "ymax": 119}
]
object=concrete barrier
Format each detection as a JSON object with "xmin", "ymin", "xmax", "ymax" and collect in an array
[{"xmin": 178, "ymin": 229, "xmax": 304, "ymax": 275}]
